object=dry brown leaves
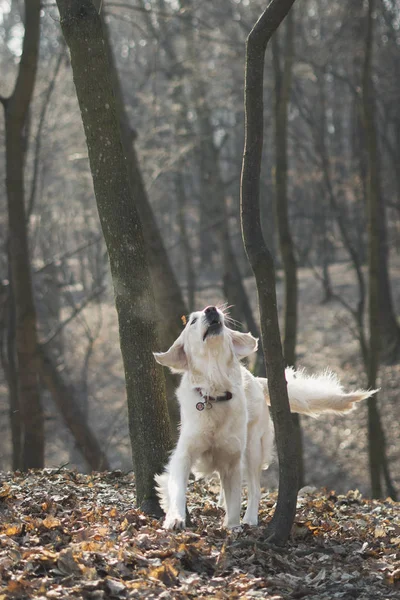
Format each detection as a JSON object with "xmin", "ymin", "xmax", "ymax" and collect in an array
[{"xmin": 0, "ymin": 470, "xmax": 398, "ymax": 599}]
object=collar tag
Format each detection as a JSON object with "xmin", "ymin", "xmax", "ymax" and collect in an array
[{"xmin": 194, "ymin": 387, "xmax": 232, "ymax": 409}]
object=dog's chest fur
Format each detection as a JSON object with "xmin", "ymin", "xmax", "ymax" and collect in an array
[{"xmin": 176, "ymin": 368, "xmax": 253, "ymax": 477}]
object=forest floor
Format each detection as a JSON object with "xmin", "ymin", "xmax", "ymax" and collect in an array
[{"xmin": 0, "ymin": 470, "xmax": 399, "ymax": 599}]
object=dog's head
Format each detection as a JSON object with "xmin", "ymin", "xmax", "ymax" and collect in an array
[{"xmin": 154, "ymin": 305, "xmax": 258, "ymax": 373}]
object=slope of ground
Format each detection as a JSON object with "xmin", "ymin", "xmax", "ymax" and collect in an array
[{"xmin": 0, "ymin": 471, "xmax": 399, "ymax": 599}]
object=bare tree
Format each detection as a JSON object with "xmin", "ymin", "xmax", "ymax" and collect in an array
[
  {"xmin": 56, "ymin": 0, "xmax": 172, "ymax": 513},
  {"xmin": 1, "ymin": 0, "xmax": 44, "ymax": 469},
  {"xmin": 100, "ymin": 12, "xmax": 187, "ymax": 434},
  {"xmin": 241, "ymin": 0, "xmax": 298, "ymax": 545},
  {"xmin": 272, "ymin": 9, "xmax": 304, "ymax": 488},
  {"xmin": 362, "ymin": 0, "xmax": 397, "ymax": 500}
]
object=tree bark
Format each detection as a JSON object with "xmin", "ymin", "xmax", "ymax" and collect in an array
[
  {"xmin": 100, "ymin": 13, "xmax": 186, "ymax": 435},
  {"xmin": 358, "ymin": 2, "xmax": 400, "ymax": 365},
  {"xmin": 272, "ymin": 9, "xmax": 304, "ymax": 489},
  {"xmin": 2, "ymin": 0, "xmax": 44, "ymax": 469},
  {"xmin": 56, "ymin": 0, "xmax": 172, "ymax": 512},
  {"xmin": 241, "ymin": 0, "xmax": 298, "ymax": 545},
  {"xmin": 0, "ymin": 278, "xmax": 21, "ymax": 470},
  {"xmin": 362, "ymin": 0, "xmax": 397, "ymax": 500}
]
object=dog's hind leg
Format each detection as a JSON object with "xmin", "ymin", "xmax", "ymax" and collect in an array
[
  {"xmin": 217, "ymin": 485, "xmax": 225, "ymax": 509},
  {"xmin": 220, "ymin": 457, "xmax": 242, "ymax": 529},
  {"xmin": 163, "ymin": 443, "xmax": 192, "ymax": 530}
]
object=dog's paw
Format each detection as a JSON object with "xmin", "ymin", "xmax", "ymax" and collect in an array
[
  {"xmin": 163, "ymin": 514, "xmax": 186, "ymax": 530},
  {"xmin": 243, "ymin": 514, "xmax": 258, "ymax": 527},
  {"xmin": 225, "ymin": 524, "xmax": 243, "ymax": 534},
  {"xmin": 223, "ymin": 517, "xmax": 242, "ymax": 530}
]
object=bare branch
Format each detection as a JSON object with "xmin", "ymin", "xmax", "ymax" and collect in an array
[
  {"xmin": 42, "ymin": 286, "xmax": 106, "ymax": 346},
  {"xmin": 34, "ymin": 235, "xmax": 103, "ymax": 275},
  {"xmin": 27, "ymin": 45, "xmax": 66, "ymax": 219}
]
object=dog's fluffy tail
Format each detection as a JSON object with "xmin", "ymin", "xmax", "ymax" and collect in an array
[{"xmin": 258, "ymin": 367, "xmax": 377, "ymax": 417}]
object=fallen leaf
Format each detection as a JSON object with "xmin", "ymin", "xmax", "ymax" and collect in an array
[
  {"xmin": 56, "ymin": 548, "xmax": 81, "ymax": 576},
  {"xmin": 374, "ymin": 526, "xmax": 386, "ymax": 538},
  {"xmin": 4, "ymin": 524, "xmax": 22, "ymax": 536},
  {"xmin": 43, "ymin": 516, "xmax": 61, "ymax": 529},
  {"xmin": 149, "ymin": 560, "xmax": 179, "ymax": 587},
  {"xmin": 0, "ymin": 483, "xmax": 11, "ymax": 499}
]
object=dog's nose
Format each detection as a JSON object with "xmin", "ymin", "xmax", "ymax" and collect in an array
[{"xmin": 204, "ymin": 306, "xmax": 220, "ymax": 323}]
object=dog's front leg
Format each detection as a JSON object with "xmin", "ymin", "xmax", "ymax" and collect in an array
[
  {"xmin": 163, "ymin": 445, "xmax": 192, "ymax": 530},
  {"xmin": 220, "ymin": 459, "xmax": 242, "ymax": 529}
]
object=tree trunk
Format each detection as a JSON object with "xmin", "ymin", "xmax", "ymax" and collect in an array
[
  {"xmin": 0, "ymin": 278, "xmax": 21, "ymax": 470},
  {"xmin": 272, "ymin": 10, "xmax": 304, "ymax": 489},
  {"xmin": 362, "ymin": 0, "xmax": 397, "ymax": 500},
  {"xmin": 101, "ymin": 14, "xmax": 186, "ymax": 435},
  {"xmin": 2, "ymin": 0, "xmax": 44, "ymax": 469},
  {"xmin": 358, "ymin": 3, "xmax": 400, "ymax": 365},
  {"xmin": 56, "ymin": 0, "xmax": 172, "ymax": 513},
  {"xmin": 241, "ymin": 0, "xmax": 298, "ymax": 546}
]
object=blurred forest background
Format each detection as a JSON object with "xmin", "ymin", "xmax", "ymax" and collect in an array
[{"xmin": 0, "ymin": 0, "xmax": 399, "ymax": 497}]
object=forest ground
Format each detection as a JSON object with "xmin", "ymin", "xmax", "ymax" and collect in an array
[{"xmin": 0, "ymin": 470, "xmax": 399, "ymax": 599}]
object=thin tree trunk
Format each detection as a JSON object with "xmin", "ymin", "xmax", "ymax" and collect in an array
[
  {"xmin": 1, "ymin": 0, "xmax": 44, "ymax": 469},
  {"xmin": 272, "ymin": 10, "xmax": 304, "ymax": 489},
  {"xmin": 357, "ymin": 3, "xmax": 400, "ymax": 365},
  {"xmin": 56, "ymin": 0, "xmax": 172, "ymax": 513},
  {"xmin": 0, "ymin": 278, "xmax": 21, "ymax": 470},
  {"xmin": 241, "ymin": 0, "xmax": 298, "ymax": 546},
  {"xmin": 362, "ymin": 0, "xmax": 397, "ymax": 500}
]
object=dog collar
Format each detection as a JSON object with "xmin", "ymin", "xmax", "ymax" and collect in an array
[{"xmin": 194, "ymin": 388, "xmax": 233, "ymax": 411}]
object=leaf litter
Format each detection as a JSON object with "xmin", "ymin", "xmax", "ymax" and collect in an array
[{"xmin": 0, "ymin": 470, "xmax": 398, "ymax": 599}]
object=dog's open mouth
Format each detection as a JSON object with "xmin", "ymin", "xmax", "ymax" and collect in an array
[{"xmin": 203, "ymin": 320, "xmax": 222, "ymax": 341}]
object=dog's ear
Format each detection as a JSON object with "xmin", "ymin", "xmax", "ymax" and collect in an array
[
  {"xmin": 230, "ymin": 330, "xmax": 258, "ymax": 358},
  {"xmin": 153, "ymin": 338, "xmax": 188, "ymax": 372}
]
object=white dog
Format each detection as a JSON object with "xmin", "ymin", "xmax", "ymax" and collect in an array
[{"xmin": 154, "ymin": 305, "xmax": 374, "ymax": 530}]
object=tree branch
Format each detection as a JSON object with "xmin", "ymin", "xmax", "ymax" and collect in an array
[{"xmin": 42, "ymin": 286, "xmax": 106, "ymax": 346}]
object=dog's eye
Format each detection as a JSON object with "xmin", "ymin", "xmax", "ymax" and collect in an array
[{"xmin": 190, "ymin": 317, "xmax": 197, "ymax": 326}]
